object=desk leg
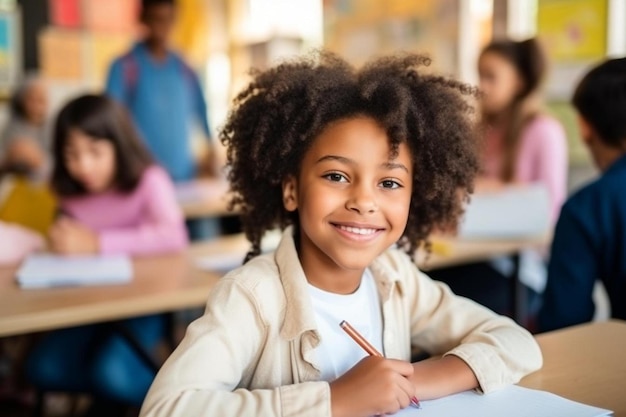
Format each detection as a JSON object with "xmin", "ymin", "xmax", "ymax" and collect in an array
[{"xmin": 510, "ymin": 253, "xmax": 527, "ymax": 325}]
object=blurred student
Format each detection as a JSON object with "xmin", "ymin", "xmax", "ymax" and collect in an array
[
  {"xmin": 105, "ymin": 0, "xmax": 214, "ymax": 183},
  {"xmin": 429, "ymin": 38, "xmax": 567, "ymax": 320},
  {"xmin": 106, "ymin": 0, "xmax": 220, "ymax": 240},
  {"xmin": 26, "ymin": 95, "xmax": 187, "ymax": 410},
  {"xmin": 0, "ymin": 75, "xmax": 50, "ymax": 178},
  {"xmin": 539, "ymin": 58, "xmax": 626, "ymax": 332}
]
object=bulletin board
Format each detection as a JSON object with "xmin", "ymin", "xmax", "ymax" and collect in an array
[{"xmin": 323, "ymin": 0, "xmax": 458, "ymax": 72}]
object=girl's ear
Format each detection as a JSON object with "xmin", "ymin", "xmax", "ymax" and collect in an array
[{"xmin": 282, "ymin": 175, "xmax": 298, "ymax": 212}]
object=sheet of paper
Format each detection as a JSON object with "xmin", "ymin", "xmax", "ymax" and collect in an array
[
  {"xmin": 395, "ymin": 386, "xmax": 612, "ymax": 417},
  {"xmin": 195, "ymin": 252, "xmax": 246, "ymax": 273},
  {"xmin": 16, "ymin": 254, "xmax": 133, "ymax": 289},
  {"xmin": 194, "ymin": 230, "xmax": 282, "ymax": 273},
  {"xmin": 459, "ymin": 184, "xmax": 551, "ymax": 238}
]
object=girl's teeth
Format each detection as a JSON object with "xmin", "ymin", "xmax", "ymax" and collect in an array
[{"xmin": 338, "ymin": 225, "xmax": 377, "ymax": 235}]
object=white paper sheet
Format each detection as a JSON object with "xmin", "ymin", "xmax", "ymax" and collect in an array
[
  {"xmin": 395, "ymin": 386, "xmax": 612, "ymax": 417},
  {"xmin": 16, "ymin": 254, "xmax": 133, "ymax": 289},
  {"xmin": 195, "ymin": 252, "xmax": 246, "ymax": 273},
  {"xmin": 459, "ymin": 184, "xmax": 551, "ymax": 238}
]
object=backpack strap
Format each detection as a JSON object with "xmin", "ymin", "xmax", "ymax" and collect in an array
[{"xmin": 120, "ymin": 50, "xmax": 139, "ymax": 105}]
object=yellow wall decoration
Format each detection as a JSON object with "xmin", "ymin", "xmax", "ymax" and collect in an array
[
  {"xmin": 172, "ymin": 0, "xmax": 210, "ymax": 67},
  {"xmin": 537, "ymin": 0, "xmax": 607, "ymax": 62}
]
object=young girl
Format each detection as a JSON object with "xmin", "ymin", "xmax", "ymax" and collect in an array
[
  {"xmin": 26, "ymin": 94, "xmax": 188, "ymax": 408},
  {"xmin": 477, "ymin": 38, "xmax": 567, "ymax": 219},
  {"xmin": 140, "ymin": 53, "xmax": 542, "ymax": 417},
  {"xmin": 430, "ymin": 38, "xmax": 568, "ymax": 319}
]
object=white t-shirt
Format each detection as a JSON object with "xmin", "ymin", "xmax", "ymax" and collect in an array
[{"xmin": 307, "ymin": 269, "xmax": 383, "ymax": 382}]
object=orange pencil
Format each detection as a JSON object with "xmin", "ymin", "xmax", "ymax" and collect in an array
[{"xmin": 339, "ymin": 320, "xmax": 421, "ymax": 409}]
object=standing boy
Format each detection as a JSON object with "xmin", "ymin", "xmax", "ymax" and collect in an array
[{"xmin": 106, "ymin": 0, "xmax": 213, "ymax": 183}]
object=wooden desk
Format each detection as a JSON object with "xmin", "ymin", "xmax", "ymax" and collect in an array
[
  {"xmin": 176, "ymin": 179, "xmax": 234, "ymax": 219},
  {"xmin": 520, "ymin": 320, "xmax": 626, "ymax": 416},
  {"xmin": 0, "ymin": 253, "xmax": 220, "ymax": 338}
]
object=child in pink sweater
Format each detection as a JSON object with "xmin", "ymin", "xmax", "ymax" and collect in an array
[
  {"xmin": 47, "ymin": 95, "xmax": 187, "ymax": 256},
  {"xmin": 430, "ymin": 38, "xmax": 567, "ymax": 325},
  {"xmin": 27, "ymin": 94, "xmax": 188, "ymax": 410}
]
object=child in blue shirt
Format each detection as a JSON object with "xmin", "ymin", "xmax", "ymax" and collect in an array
[
  {"xmin": 106, "ymin": 0, "xmax": 212, "ymax": 182},
  {"xmin": 106, "ymin": 0, "xmax": 221, "ymax": 240},
  {"xmin": 538, "ymin": 57, "xmax": 626, "ymax": 332}
]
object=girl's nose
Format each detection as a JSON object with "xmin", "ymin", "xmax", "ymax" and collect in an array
[{"xmin": 345, "ymin": 185, "xmax": 378, "ymax": 214}]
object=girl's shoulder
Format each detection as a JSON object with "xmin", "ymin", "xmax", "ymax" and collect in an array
[
  {"xmin": 136, "ymin": 165, "xmax": 174, "ymax": 189},
  {"xmin": 221, "ymin": 252, "xmax": 281, "ymax": 288},
  {"xmin": 520, "ymin": 114, "xmax": 567, "ymax": 152},
  {"xmin": 214, "ymin": 252, "xmax": 288, "ymax": 319},
  {"xmin": 523, "ymin": 114, "xmax": 565, "ymax": 138}
]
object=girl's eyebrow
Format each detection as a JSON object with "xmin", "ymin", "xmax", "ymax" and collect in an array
[
  {"xmin": 316, "ymin": 155, "xmax": 352, "ymax": 165},
  {"xmin": 382, "ymin": 162, "xmax": 410, "ymax": 173},
  {"xmin": 316, "ymin": 155, "xmax": 409, "ymax": 173}
]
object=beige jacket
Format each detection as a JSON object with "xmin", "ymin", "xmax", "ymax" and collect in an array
[{"xmin": 140, "ymin": 227, "xmax": 542, "ymax": 417}]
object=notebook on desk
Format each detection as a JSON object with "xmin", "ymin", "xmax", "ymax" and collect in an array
[
  {"xmin": 395, "ymin": 385, "xmax": 612, "ymax": 417},
  {"xmin": 16, "ymin": 254, "xmax": 133, "ymax": 289}
]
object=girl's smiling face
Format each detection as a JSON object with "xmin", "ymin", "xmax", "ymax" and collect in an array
[{"xmin": 282, "ymin": 116, "xmax": 413, "ymax": 293}]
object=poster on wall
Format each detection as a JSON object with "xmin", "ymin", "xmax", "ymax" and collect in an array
[
  {"xmin": 537, "ymin": 0, "xmax": 607, "ymax": 62},
  {"xmin": 537, "ymin": 0, "xmax": 607, "ymax": 99},
  {"xmin": 0, "ymin": 9, "xmax": 20, "ymax": 95}
]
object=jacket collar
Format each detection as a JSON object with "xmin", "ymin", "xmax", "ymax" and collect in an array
[{"xmin": 275, "ymin": 226, "xmax": 404, "ymax": 341}]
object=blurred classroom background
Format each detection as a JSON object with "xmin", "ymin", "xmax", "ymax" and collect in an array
[
  {"xmin": 0, "ymin": 0, "xmax": 623, "ymax": 188},
  {"xmin": 1, "ymin": 0, "xmax": 625, "ymax": 416}
]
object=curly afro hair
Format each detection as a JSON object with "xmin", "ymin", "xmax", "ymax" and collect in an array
[{"xmin": 220, "ymin": 51, "xmax": 480, "ymax": 262}]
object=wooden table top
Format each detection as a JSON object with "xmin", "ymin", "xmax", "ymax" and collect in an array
[
  {"xmin": 520, "ymin": 320, "xmax": 626, "ymax": 416},
  {"xmin": 0, "ymin": 253, "xmax": 220, "ymax": 337}
]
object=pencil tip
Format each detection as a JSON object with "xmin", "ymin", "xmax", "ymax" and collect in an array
[{"xmin": 411, "ymin": 397, "xmax": 421, "ymax": 408}]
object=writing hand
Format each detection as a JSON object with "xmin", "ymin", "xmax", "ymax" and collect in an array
[
  {"xmin": 330, "ymin": 356, "xmax": 415, "ymax": 417},
  {"xmin": 49, "ymin": 218, "xmax": 99, "ymax": 255}
]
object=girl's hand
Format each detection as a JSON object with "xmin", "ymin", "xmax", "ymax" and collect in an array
[
  {"xmin": 329, "ymin": 356, "xmax": 415, "ymax": 417},
  {"xmin": 49, "ymin": 218, "xmax": 99, "ymax": 255}
]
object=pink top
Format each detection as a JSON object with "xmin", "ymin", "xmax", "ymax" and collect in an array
[
  {"xmin": 483, "ymin": 115, "xmax": 568, "ymax": 224},
  {"xmin": 62, "ymin": 165, "xmax": 188, "ymax": 256}
]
